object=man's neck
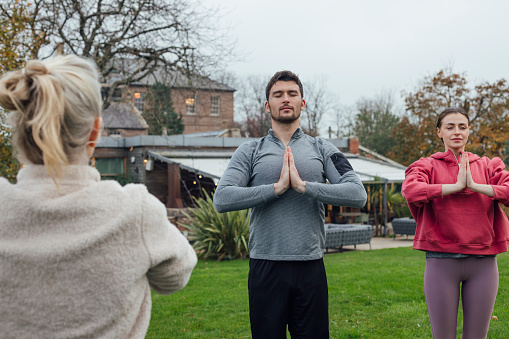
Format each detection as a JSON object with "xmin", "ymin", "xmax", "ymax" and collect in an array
[{"xmin": 271, "ymin": 120, "xmax": 300, "ymax": 146}]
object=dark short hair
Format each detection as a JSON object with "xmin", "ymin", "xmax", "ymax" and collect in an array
[
  {"xmin": 265, "ymin": 70, "xmax": 304, "ymax": 101},
  {"xmin": 436, "ymin": 107, "xmax": 470, "ymax": 129}
]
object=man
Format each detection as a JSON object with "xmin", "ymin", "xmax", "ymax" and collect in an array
[{"xmin": 213, "ymin": 70, "xmax": 367, "ymax": 338}]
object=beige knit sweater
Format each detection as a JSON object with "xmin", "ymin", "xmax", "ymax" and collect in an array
[{"xmin": 0, "ymin": 165, "xmax": 197, "ymax": 338}]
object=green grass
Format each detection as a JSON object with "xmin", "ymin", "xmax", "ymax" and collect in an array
[{"xmin": 146, "ymin": 248, "xmax": 509, "ymax": 338}]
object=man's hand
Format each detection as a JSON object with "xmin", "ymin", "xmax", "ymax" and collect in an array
[
  {"xmin": 274, "ymin": 146, "xmax": 291, "ymax": 196},
  {"xmin": 288, "ymin": 147, "xmax": 306, "ymax": 194},
  {"xmin": 273, "ymin": 146, "xmax": 306, "ymax": 195}
]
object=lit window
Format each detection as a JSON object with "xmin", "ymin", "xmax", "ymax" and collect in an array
[
  {"xmin": 210, "ymin": 96, "xmax": 220, "ymax": 116},
  {"xmin": 186, "ymin": 96, "xmax": 196, "ymax": 115},
  {"xmin": 134, "ymin": 92, "xmax": 145, "ymax": 111}
]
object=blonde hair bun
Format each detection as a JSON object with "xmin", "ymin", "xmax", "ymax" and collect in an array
[
  {"xmin": 24, "ymin": 60, "xmax": 50, "ymax": 77},
  {"xmin": 0, "ymin": 55, "xmax": 102, "ymax": 183}
]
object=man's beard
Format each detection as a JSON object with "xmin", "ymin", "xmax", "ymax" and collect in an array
[{"xmin": 269, "ymin": 105, "xmax": 300, "ymax": 124}]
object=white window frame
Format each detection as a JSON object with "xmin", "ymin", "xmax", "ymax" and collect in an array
[{"xmin": 210, "ymin": 95, "xmax": 220, "ymax": 116}]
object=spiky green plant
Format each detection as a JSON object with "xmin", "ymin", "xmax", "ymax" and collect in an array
[
  {"xmin": 387, "ymin": 188, "xmax": 412, "ymax": 218},
  {"xmin": 179, "ymin": 190, "xmax": 250, "ymax": 260}
]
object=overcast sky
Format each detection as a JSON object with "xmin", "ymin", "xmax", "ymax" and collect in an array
[{"xmin": 208, "ymin": 0, "xmax": 509, "ymax": 115}]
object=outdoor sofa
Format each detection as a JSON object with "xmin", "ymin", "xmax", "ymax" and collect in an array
[
  {"xmin": 391, "ymin": 217, "xmax": 417, "ymax": 239},
  {"xmin": 324, "ymin": 224, "xmax": 373, "ymax": 253}
]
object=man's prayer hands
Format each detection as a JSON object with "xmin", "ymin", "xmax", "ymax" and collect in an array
[{"xmin": 274, "ymin": 146, "xmax": 306, "ymax": 196}]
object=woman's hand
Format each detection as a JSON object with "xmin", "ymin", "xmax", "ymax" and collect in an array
[
  {"xmin": 442, "ymin": 153, "xmax": 467, "ymax": 196},
  {"xmin": 465, "ymin": 154, "xmax": 495, "ymax": 197},
  {"xmin": 456, "ymin": 154, "xmax": 468, "ymax": 188},
  {"xmin": 466, "ymin": 156, "xmax": 475, "ymax": 188}
]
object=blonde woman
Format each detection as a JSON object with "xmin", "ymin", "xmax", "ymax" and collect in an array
[{"xmin": 0, "ymin": 55, "xmax": 197, "ymax": 338}]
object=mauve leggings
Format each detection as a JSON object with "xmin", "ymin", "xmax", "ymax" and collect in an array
[{"xmin": 424, "ymin": 257, "xmax": 499, "ymax": 339}]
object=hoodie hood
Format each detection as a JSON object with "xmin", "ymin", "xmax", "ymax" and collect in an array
[{"xmin": 430, "ymin": 149, "xmax": 480, "ymax": 164}]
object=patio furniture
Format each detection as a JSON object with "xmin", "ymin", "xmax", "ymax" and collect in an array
[
  {"xmin": 391, "ymin": 218, "xmax": 417, "ymax": 239},
  {"xmin": 324, "ymin": 224, "xmax": 373, "ymax": 252}
]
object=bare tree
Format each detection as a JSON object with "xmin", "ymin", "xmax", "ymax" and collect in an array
[
  {"xmin": 234, "ymin": 74, "xmax": 271, "ymax": 137},
  {"xmin": 0, "ymin": 0, "xmax": 236, "ymax": 108},
  {"xmin": 328, "ymin": 104, "xmax": 354, "ymax": 138},
  {"xmin": 301, "ymin": 77, "xmax": 340, "ymax": 137}
]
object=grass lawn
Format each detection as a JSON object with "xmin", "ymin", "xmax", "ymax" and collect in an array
[{"xmin": 146, "ymin": 247, "xmax": 509, "ymax": 338}]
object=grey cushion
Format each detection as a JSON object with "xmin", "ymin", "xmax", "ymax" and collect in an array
[{"xmin": 391, "ymin": 218, "xmax": 416, "ymax": 236}]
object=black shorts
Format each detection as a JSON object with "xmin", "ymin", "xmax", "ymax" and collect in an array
[{"xmin": 248, "ymin": 258, "xmax": 329, "ymax": 339}]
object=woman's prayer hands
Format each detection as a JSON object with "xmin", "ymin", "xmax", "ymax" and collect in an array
[{"xmin": 442, "ymin": 153, "xmax": 494, "ymax": 197}]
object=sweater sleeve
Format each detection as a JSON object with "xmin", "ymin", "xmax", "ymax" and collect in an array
[
  {"xmin": 141, "ymin": 192, "xmax": 197, "ymax": 295},
  {"xmin": 213, "ymin": 141, "xmax": 279, "ymax": 213},
  {"xmin": 402, "ymin": 158, "xmax": 443, "ymax": 207},
  {"xmin": 488, "ymin": 157, "xmax": 509, "ymax": 206},
  {"xmin": 303, "ymin": 140, "xmax": 367, "ymax": 208}
]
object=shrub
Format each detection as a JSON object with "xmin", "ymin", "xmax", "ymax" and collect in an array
[
  {"xmin": 387, "ymin": 189, "xmax": 412, "ymax": 218},
  {"xmin": 179, "ymin": 190, "xmax": 250, "ymax": 260}
]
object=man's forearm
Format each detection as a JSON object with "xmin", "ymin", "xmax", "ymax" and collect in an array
[
  {"xmin": 304, "ymin": 177, "xmax": 367, "ymax": 208},
  {"xmin": 213, "ymin": 184, "xmax": 277, "ymax": 212}
]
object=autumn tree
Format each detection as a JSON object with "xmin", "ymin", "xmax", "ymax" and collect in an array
[
  {"xmin": 0, "ymin": 109, "xmax": 18, "ymax": 182},
  {"xmin": 468, "ymin": 79, "xmax": 509, "ymax": 158},
  {"xmin": 0, "ymin": 0, "xmax": 45, "ymax": 182},
  {"xmin": 0, "ymin": 0, "xmax": 235, "ymax": 109},
  {"xmin": 389, "ymin": 69, "xmax": 509, "ymax": 166},
  {"xmin": 352, "ymin": 92, "xmax": 400, "ymax": 156},
  {"xmin": 0, "ymin": 0, "xmax": 47, "ymax": 72},
  {"xmin": 144, "ymin": 82, "xmax": 183, "ymax": 135}
]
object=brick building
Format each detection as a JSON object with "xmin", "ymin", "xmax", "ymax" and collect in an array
[{"xmin": 101, "ymin": 69, "xmax": 235, "ymax": 137}]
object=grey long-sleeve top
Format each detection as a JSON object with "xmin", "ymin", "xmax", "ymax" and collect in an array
[{"xmin": 213, "ymin": 128, "xmax": 367, "ymax": 261}]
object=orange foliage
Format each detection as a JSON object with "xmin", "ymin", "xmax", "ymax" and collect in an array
[{"xmin": 388, "ymin": 70, "xmax": 509, "ymax": 166}]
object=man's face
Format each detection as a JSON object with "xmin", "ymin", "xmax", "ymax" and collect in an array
[{"xmin": 264, "ymin": 81, "xmax": 306, "ymax": 124}]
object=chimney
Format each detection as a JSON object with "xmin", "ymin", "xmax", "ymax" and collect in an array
[{"xmin": 349, "ymin": 137, "xmax": 360, "ymax": 154}]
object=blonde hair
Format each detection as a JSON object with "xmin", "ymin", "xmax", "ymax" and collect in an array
[{"xmin": 0, "ymin": 55, "xmax": 102, "ymax": 183}]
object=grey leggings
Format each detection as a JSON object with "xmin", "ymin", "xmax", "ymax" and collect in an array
[{"xmin": 424, "ymin": 257, "xmax": 499, "ymax": 339}]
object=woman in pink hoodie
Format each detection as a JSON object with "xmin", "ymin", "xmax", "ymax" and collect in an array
[{"xmin": 402, "ymin": 107, "xmax": 509, "ymax": 339}]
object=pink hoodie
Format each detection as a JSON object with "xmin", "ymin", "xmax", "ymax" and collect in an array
[{"xmin": 402, "ymin": 150, "xmax": 509, "ymax": 255}]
